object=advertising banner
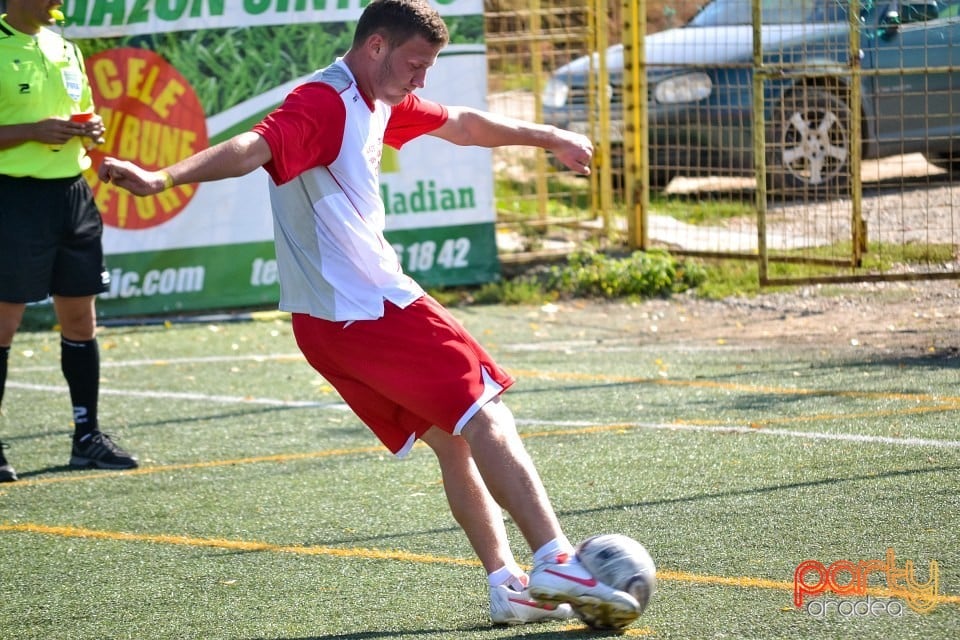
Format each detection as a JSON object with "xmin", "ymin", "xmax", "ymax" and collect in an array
[{"xmin": 36, "ymin": 0, "xmax": 497, "ymax": 319}]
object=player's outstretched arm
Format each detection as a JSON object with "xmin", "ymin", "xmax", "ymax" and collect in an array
[
  {"xmin": 98, "ymin": 131, "xmax": 272, "ymax": 196},
  {"xmin": 430, "ymin": 106, "xmax": 593, "ymax": 175}
]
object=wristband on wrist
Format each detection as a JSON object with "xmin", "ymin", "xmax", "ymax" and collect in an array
[{"xmin": 159, "ymin": 170, "xmax": 174, "ymax": 190}]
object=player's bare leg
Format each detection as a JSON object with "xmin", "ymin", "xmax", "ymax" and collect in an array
[
  {"xmin": 421, "ymin": 423, "xmax": 573, "ymax": 625},
  {"xmin": 458, "ymin": 396, "xmax": 562, "ymax": 551},
  {"xmin": 460, "ymin": 396, "xmax": 640, "ymax": 628},
  {"xmin": 420, "ymin": 425, "xmax": 516, "ymax": 574}
]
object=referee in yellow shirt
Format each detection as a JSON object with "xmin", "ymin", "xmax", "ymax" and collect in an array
[{"xmin": 0, "ymin": 0, "xmax": 138, "ymax": 481}]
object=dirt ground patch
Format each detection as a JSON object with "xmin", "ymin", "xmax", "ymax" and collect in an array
[{"xmin": 557, "ymin": 278, "xmax": 960, "ymax": 356}]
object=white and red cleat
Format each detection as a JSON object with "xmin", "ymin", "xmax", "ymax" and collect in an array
[
  {"xmin": 528, "ymin": 553, "xmax": 640, "ymax": 630},
  {"xmin": 489, "ymin": 583, "xmax": 575, "ymax": 625}
]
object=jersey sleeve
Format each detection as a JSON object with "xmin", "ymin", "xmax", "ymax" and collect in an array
[
  {"xmin": 384, "ymin": 93, "xmax": 448, "ymax": 149},
  {"xmin": 252, "ymin": 82, "xmax": 346, "ymax": 185}
]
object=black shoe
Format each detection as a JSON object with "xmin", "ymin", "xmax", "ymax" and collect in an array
[
  {"xmin": 70, "ymin": 432, "xmax": 139, "ymax": 470},
  {"xmin": 0, "ymin": 441, "xmax": 18, "ymax": 482}
]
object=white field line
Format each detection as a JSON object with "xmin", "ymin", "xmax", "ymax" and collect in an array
[
  {"xmin": 6, "ymin": 381, "xmax": 348, "ymax": 410},
  {"xmin": 516, "ymin": 419, "xmax": 960, "ymax": 449},
  {"xmin": 6, "ymin": 377, "xmax": 958, "ymax": 449},
  {"xmin": 11, "ymin": 353, "xmax": 305, "ymax": 373}
]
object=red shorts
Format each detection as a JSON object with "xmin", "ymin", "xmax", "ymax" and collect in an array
[{"xmin": 291, "ymin": 295, "xmax": 515, "ymax": 456}]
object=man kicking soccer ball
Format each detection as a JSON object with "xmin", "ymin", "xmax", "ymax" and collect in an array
[{"xmin": 99, "ymin": 0, "xmax": 640, "ymax": 629}]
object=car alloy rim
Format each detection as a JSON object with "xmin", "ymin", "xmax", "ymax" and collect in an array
[{"xmin": 780, "ymin": 102, "xmax": 849, "ymax": 186}]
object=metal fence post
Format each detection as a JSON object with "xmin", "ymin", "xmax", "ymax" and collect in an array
[
  {"xmin": 623, "ymin": 0, "xmax": 648, "ymax": 250},
  {"xmin": 752, "ymin": 0, "xmax": 769, "ymax": 283},
  {"xmin": 849, "ymin": 0, "xmax": 865, "ymax": 266}
]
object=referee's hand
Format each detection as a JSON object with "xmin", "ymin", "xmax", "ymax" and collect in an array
[{"xmin": 32, "ymin": 117, "xmax": 91, "ymax": 145}]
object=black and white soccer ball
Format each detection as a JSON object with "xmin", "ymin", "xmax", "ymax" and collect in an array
[{"xmin": 576, "ymin": 533, "xmax": 657, "ymax": 617}]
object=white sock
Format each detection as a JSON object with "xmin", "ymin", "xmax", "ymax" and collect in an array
[
  {"xmin": 488, "ymin": 564, "xmax": 526, "ymax": 591},
  {"xmin": 533, "ymin": 536, "xmax": 577, "ymax": 564}
]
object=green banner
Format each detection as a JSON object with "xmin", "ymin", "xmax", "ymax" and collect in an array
[
  {"xmin": 26, "ymin": 1, "xmax": 498, "ymax": 322},
  {"xmin": 25, "ymin": 223, "xmax": 498, "ymax": 324}
]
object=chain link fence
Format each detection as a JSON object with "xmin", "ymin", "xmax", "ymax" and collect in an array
[
  {"xmin": 485, "ymin": 0, "xmax": 613, "ymax": 270},
  {"xmin": 488, "ymin": 0, "xmax": 960, "ymax": 284}
]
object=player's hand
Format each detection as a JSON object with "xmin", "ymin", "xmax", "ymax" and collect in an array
[
  {"xmin": 551, "ymin": 129, "xmax": 594, "ymax": 176},
  {"xmin": 99, "ymin": 157, "xmax": 168, "ymax": 196}
]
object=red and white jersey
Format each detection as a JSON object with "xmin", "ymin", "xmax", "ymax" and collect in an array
[{"xmin": 252, "ymin": 60, "xmax": 448, "ymax": 321}]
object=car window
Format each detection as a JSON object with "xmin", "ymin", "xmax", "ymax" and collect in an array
[
  {"xmin": 897, "ymin": 0, "xmax": 943, "ymax": 22},
  {"xmin": 688, "ymin": 0, "xmax": 846, "ymax": 25}
]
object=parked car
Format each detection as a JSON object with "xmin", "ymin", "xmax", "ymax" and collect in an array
[{"xmin": 542, "ymin": 0, "xmax": 960, "ymax": 196}]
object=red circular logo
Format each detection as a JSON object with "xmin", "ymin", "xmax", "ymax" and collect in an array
[{"xmin": 84, "ymin": 48, "xmax": 208, "ymax": 229}]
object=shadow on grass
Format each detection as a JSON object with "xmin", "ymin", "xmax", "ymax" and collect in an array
[
  {"xmin": 293, "ymin": 463, "xmax": 957, "ymax": 549},
  {"xmin": 831, "ymin": 350, "xmax": 960, "ymax": 370},
  {"xmin": 510, "ymin": 344, "xmax": 959, "ymax": 405},
  {"xmin": 13, "ymin": 463, "xmax": 78, "ymax": 480},
  {"xmin": 563, "ymin": 463, "xmax": 960, "ymax": 518},
  {"xmin": 246, "ymin": 624, "xmax": 627, "ymax": 639},
  {"xmin": 3, "ymin": 402, "xmax": 359, "ymax": 447}
]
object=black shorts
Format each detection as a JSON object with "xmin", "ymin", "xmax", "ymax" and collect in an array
[{"xmin": 0, "ymin": 174, "xmax": 110, "ymax": 303}]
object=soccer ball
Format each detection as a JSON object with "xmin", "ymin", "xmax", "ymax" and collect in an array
[{"xmin": 576, "ymin": 533, "xmax": 657, "ymax": 620}]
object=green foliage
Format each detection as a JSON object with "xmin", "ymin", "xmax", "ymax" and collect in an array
[
  {"xmin": 495, "ymin": 174, "xmax": 592, "ymax": 218},
  {"xmin": 652, "ymin": 193, "xmax": 755, "ymax": 225},
  {"xmin": 77, "ymin": 16, "xmax": 482, "ymax": 117},
  {"xmin": 438, "ymin": 238, "xmax": 954, "ymax": 306},
  {"xmin": 695, "ymin": 259, "xmax": 764, "ymax": 298},
  {"xmin": 464, "ymin": 249, "xmax": 706, "ymax": 304},
  {"xmin": 445, "ymin": 15, "xmax": 485, "ymax": 44},
  {"xmin": 688, "ymin": 240, "xmax": 958, "ymax": 299},
  {"xmin": 79, "ymin": 23, "xmax": 353, "ymax": 116},
  {"xmin": 543, "ymin": 249, "xmax": 706, "ymax": 298},
  {"xmin": 473, "ymin": 277, "xmax": 557, "ymax": 305}
]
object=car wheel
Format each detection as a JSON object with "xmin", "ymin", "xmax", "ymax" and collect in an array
[{"xmin": 767, "ymin": 86, "xmax": 851, "ymax": 199}]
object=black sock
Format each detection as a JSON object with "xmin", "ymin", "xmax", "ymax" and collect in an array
[
  {"xmin": 61, "ymin": 336, "xmax": 100, "ymax": 441},
  {"xmin": 0, "ymin": 345, "xmax": 9, "ymax": 410},
  {"xmin": 0, "ymin": 346, "xmax": 8, "ymax": 455}
]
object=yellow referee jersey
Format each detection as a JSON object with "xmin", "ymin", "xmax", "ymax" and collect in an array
[{"xmin": 0, "ymin": 14, "xmax": 94, "ymax": 178}]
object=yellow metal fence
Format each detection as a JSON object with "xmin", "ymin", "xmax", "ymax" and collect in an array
[{"xmin": 488, "ymin": 0, "xmax": 960, "ymax": 283}]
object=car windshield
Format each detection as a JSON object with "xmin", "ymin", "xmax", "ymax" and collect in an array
[{"xmin": 688, "ymin": 0, "xmax": 856, "ymax": 25}]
